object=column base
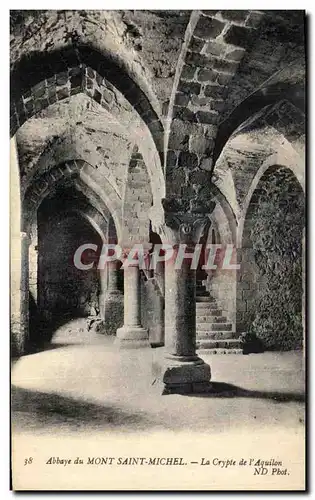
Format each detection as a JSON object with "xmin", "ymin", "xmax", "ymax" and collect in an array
[
  {"xmin": 162, "ymin": 355, "xmax": 211, "ymax": 394},
  {"xmin": 115, "ymin": 326, "xmax": 150, "ymax": 349}
]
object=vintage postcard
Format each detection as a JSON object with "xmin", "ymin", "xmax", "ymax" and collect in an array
[{"xmin": 10, "ymin": 9, "xmax": 306, "ymax": 491}]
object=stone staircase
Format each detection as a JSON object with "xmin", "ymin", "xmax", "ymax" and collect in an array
[{"xmin": 196, "ymin": 285, "xmax": 241, "ymax": 354}]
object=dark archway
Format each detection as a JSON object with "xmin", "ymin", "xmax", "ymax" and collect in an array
[
  {"xmin": 29, "ymin": 185, "xmax": 103, "ymax": 348},
  {"xmin": 239, "ymin": 165, "xmax": 305, "ymax": 350}
]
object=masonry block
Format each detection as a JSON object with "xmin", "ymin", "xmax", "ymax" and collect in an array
[
  {"xmin": 220, "ymin": 10, "xmax": 249, "ymax": 23},
  {"xmin": 57, "ymin": 87, "xmax": 70, "ymax": 100},
  {"xmin": 204, "ymin": 84, "xmax": 226, "ymax": 99},
  {"xmin": 197, "ymin": 68, "xmax": 216, "ymax": 82},
  {"xmin": 178, "ymin": 80, "xmax": 201, "ymax": 95},
  {"xmin": 189, "ymin": 36, "xmax": 206, "ymax": 52},
  {"xmin": 189, "ymin": 134, "xmax": 209, "ymax": 154},
  {"xmin": 56, "ymin": 71, "xmax": 68, "ymax": 86},
  {"xmin": 195, "ymin": 110, "xmax": 218, "ymax": 125},
  {"xmin": 173, "ymin": 106, "xmax": 196, "ymax": 122},
  {"xmin": 224, "ymin": 24, "xmax": 253, "ymax": 48},
  {"xmin": 210, "ymin": 100, "xmax": 225, "ymax": 112},
  {"xmin": 181, "ymin": 64, "xmax": 197, "ymax": 81},
  {"xmin": 216, "ymin": 72, "xmax": 233, "ymax": 86},
  {"xmin": 178, "ymin": 151, "xmax": 198, "ymax": 169},
  {"xmin": 185, "ymin": 51, "xmax": 210, "ymax": 68},
  {"xmin": 246, "ymin": 11, "xmax": 264, "ymax": 28},
  {"xmin": 204, "ymin": 41, "xmax": 226, "ymax": 57},
  {"xmin": 194, "ymin": 15, "xmax": 226, "ymax": 40},
  {"xmin": 175, "ymin": 92, "xmax": 190, "ymax": 106},
  {"xmin": 191, "ymin": 95, "xmax": 210, "ymax": 107},
  {"xmin": 225, "ymin": 47, "xmax": 246, "ymax": 61}
]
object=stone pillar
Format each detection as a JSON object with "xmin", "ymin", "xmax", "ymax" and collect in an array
[
  {"xmin": 107, "ymin": 259, "xmax": 120, "ymax": 294},
  {"xmin": 102, "ymin": 260, "xmax": 124, "ymax": 335},
  {"xmin": 11, "ymin": 231, "xmax": 30, "ymax": 356},
  {"xmin": 115, "ymin": 261, "xmax": 149, "ymax": 348},
  {"xmin": 98, "ymin": 268, "xmax": 107, "ymax": 320},
  {"xmin": 153, "ymin": 211, "xmax": 212, "ymax": 394},
  {"xmin": 29, "ymin": 222, "xmax": 38, "ymax": 305},
  {"xmin": 302, "ymin": 227, "xmax": 305, "ymax": 366}
]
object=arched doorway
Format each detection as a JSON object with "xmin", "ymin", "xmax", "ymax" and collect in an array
[
  {"xmin": 240, "ymin": 165, "xmax": 305, "ymax": 350},
  {"xmin": 30, "ymin": 185, "xmax": 104, "ymax": 347}
]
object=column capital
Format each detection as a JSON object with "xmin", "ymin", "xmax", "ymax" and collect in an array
[
  {"xmin": 150, "ymin": 211, "xmax": 211, "ymax": 246},
  {"xmin": 149, "ymin": 198, "xmax": 215, "ymax": 246}
]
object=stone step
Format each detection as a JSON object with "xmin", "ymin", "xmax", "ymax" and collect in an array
[
  {"xmin": 198, "ymin": 348, "xmax": 243, "ymax": 354},
  {"xmin": 196, "ymin": 322, "xmax": 232, "ymax": 331},
  {"xmin": 196, "ymin": 331, "xmax": 234, "ymax": 340},
  {"xmin": 196, "ymin": 301, "xmax": 219, "ymax": 309},
  {"xmin": 196, "ymin": 290, "xmax": 210, "ymax": 297},
  {"xmin": 196, "ymin": 339, "xmax": 241, "ymax": 350},
  {"xmin": 196, "ymin": 309, "xmax": 223, "ymax": 318},
  {"xmin": 196, "ymin": 315, "xmax": 227, "ymax": 323},
  {"xmin": 209, "ymin": 322, "xmax": 232, "ymax": 331},
  {"xmin": 196, "ymin": 296, "xmax": 216, "ymax": 303}
]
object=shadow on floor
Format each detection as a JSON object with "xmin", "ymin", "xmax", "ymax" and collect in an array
[
  {"xmin": 182, "ymin": 381, "xmax": 305, "ymax": 403},
  {"xmin": 10, "ymin": 342, "xmax": 75, "ymax": 368},
  {"xmin": 27, "ymin": 314, "xmax": 105, "ymax": 355},
  {"xmin": 11, "ymin": 385, "xmax": 152, "ymax": 432}
]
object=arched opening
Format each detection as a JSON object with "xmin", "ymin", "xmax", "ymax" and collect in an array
[
  {"xmin": 140, "ymin": 228, "xmax": 164, "ymax": 347},
  {"xmin": 239, "ymin": 165, "xmax": 305, "ymax": 350},
  {"xmin": 29, "ymin": 184, "xmax": 105, "ymax": 348}
]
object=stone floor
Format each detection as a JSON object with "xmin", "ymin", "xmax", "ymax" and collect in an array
[
  {"xmin": 12, "ymin": 317, "xmax": 305, "ymax": 435},
  {"xmin": 11, "ymin": 318, "xmax": 306, "ymax": 490}
]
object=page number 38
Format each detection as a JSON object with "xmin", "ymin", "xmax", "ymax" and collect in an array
[{"xmin": 24, "ymin": 457, "xmax": 33, "ymax": 466}]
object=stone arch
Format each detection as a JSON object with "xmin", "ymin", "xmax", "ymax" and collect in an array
[
  {"xmin": 237, "ymin": 149, "xmax": 305, "ymax": 248},
  {"xmin": 61, "ymin": 204, "xmax": 108, "ymax": 245},
  {"xmin": 24, "ymin": 162, "xmax": 115, "ymax": 323},
  {"xmin": 210, "ymin": 184, "xmax": 237, "ymax": 245},
  {"xmin": 19, "ymin": 128, "xmax": 122, "ymax": 200},
  {"xmin": 121, "ymin": 146, "xmax": 153, "ymax": 246},
  {"xmin": 237, "ymin": 164, "xmax": 305, "ymax": 349},
  {"xmin": 202, "ymin": 186, "xmax": 237, "ymax": 330},
  {"xmin": 213, "ymin": 70, "xmax": 305, "ymax": 164},
  {"xmin": 35, "ymin": 201, "xmax": 104, "ymax": 330},
  {"xmin": 73, "ymin": 178, "xmax": 113, "ymax": 234},
  {"xmin": 165, "ymin": 10, "xmax": 264, "ymax": 202},
  {"xmin": 26, "ymin": 163, "xmax": 121, "ymax": 338},
  {"xmin": 16, "ymin": 94, "xmax": 165, "ymax": 209},
  {"xmin": 22, "ymin": 159, "xmax": 123, "ymax": 242},
  {"xmin": 10, "ymin": 43, "xmax": 164, "ymax": 156},
  {"xmin": 213, "ymin": 99, "xmax": 305, "ymax": 233}
]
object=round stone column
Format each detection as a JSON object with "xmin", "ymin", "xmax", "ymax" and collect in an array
[
  {"xmin": 149, "ymin": 208, "xmax": 212, "ymax": 394},
  {"xmin": 102, "ymin": 260, "xmax": 124, "ymax": 335},
  {"xmin": 115, "ymin": 263, "xmax": 149, "ymax": 348},
  {"xmin": 107, "ymin": 260, "xmax": 120, "ymax": 295},
  {"xmin": 165, "ymin": 249, "xmax": 196, "ymax": 356},
  {"xmin": 163, "ymin": 245, "xmax": 211, "ymax": 394}
]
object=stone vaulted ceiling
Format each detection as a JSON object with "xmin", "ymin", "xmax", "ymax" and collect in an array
[{"xmin": 10, "ymin": 9, "xmax": 305, "ymax": 217}]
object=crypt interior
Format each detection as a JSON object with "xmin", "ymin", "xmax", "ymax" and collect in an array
[{"xmin": 10, "ymin": 10, "xmax": 305, "ymax": 434}]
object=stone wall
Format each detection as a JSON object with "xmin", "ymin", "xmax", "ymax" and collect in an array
[
  {"xmin": 37, "ymin": 209, "xmax": 102, "ymax": 324},
  {"xmin": 237, "ymin": 166, "xmax": 304, "ymax": 350},
  {"xmin": 122, "ymin": 147, "xmax": 153, "ymax": 245}
]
